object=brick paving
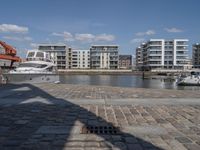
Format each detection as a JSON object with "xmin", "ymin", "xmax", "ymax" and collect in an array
[
  {"xmin": 36, "ymin": 83, "xmax": 200, "ymax": 99},
  {"xmin": 0, "ymin": 83, "xmax": 200, "ymax": 150}
]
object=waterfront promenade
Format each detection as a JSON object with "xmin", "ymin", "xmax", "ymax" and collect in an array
[{"xmin": 0, "ymin": 83, "xmax": 200, "ymax": 150}]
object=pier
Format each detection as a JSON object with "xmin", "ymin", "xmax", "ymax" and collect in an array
[{"xmin": 0, "ymin": 83, "xmax": 200, "ymax": 150}]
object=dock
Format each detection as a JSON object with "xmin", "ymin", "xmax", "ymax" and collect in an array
[{"xmin": 0, "ymin": 83, "xmax": 199, "ymax": 150}]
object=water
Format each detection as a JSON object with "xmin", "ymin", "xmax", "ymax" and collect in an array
[{"xmin": 59, "ymin": 75, "xmax": 200, "ymax": 90}]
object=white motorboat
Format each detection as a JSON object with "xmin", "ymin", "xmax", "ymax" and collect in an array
[
  {"xmin": 176, "ymin": 71, "xmax": 200, "ymax": 86},
  {"xmin": 3, "ymin": 50, "xmax": 60, "ymax": 83}
]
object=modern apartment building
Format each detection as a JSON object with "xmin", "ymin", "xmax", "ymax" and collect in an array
[
  {"xmin": 136, "ymin": 39, "xmax": 189, "ymax": 70},
  {"xmin": 119, "ymin": 55, "xmax": 132, "ymax": 69},
  {"xmin": 71, "ymin": 49, "xmax": 90, "ymax": 69},
  {"xmin": 135, "ymin": 46, "xmax": 143, "ymax": 70},
  {"xmin": 192, "ymin": 43, "xmax": 200, "ymax": 68},
  {"xmin": 90, "ymin": 45, "xmax": 119, "ymax": 69},
  {"xmin": 132, "ymin": 55, "xmax": 136, "ymax": 70},
  {"xmin": 38, "ymin": 44, "xmax": 67, "ymax": 69}
]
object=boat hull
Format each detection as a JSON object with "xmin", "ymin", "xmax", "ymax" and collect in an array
[
  {"xmin": 177, "ymin": 82, "xmax": 200, "ymax": 86},
  {"xmin": 177, "ymin": 76, "xmax": 200, "ymax": 86},
  {"xmin": 3, "ymin": 73, "xmax": 59, "ymax": 84}
]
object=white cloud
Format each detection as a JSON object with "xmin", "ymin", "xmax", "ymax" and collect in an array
[
  {"xmin": 52, "ymin": 32, "xmax": 62, "ymax": 36},
  {"xmin": 23, "ymin": 37, "xmax": 32, "ymax": 41},
  {"xmin": 52, "ymin": 31, "xmax": 116, "ymax": 43},
  {"xmin": 130, "ymin": 38, "xmax": 145, "ymax": 44},
  {"xmin": 75, "ymin": 33, "xmax": 95, "ymax": 42},
  {"xmin": 30, "ymin": 43, "xmax": 39, "ymax": 48},
  {"xmin": 3, "ymin": 36, "xmax": 32, "ymax": 41},
  {"xmin": 136, "ymin": 30, "xmax": 155, "ymax": 36},
  {"xmin": 52, "ymin": 31, "xmax": 74, "ymax": 41},
  {"xmin": 0, "ymin": 24, "xmax": 28, "ymax": 33},
  {"xmin": 95, "ymin": 34, "xmax": 115, "ymax": 42},
  {"xmin": 164, "ymin": 27, "xmax": 183, "ymax": 33}
]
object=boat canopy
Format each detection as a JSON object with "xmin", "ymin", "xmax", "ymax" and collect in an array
[{"xmin": 26, "ymin": 50, "xmax": 53, "ymax": 62}]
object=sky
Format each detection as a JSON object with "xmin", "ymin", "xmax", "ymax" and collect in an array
[{"xmin": 0, "ymin": 0, "xmax": 200, "ymax": 58}]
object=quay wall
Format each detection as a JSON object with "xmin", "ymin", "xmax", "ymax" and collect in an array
[
  {"xmin": 58, "ymin": 69, "xmax": 199, "ymax": 75},
  {"xmin": 58, "ymin": 69, "xmax": 156, "ymax": 75}
]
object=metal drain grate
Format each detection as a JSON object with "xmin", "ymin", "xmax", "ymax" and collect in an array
[{"xmin": 81, "ymin": 125, "xmax": 120, "ymax": 134}]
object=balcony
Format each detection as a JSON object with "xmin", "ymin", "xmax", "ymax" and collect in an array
[
  {"xmin": 149, "ymin": 54, "xmax": 162, "ymax": 56},
  {"xmin": 110, "ymin": 64, "xmax": 118, "ymax": 67},
  {"xmin": 176, "ymin": 42, "xmax": 188, "ymax": 46},
  {"xmin": 149, "ymin": 64, "xmax": 162, "ymax": 66},
  {"xmin": 57, "ymin": 54, "xmax": 66, "ymax": 56},
  {"xmin": 176, "ymin": 54, "xmax": 188, "ymax": 56},
  {"xmin": 92, "ymin": 64, "xmax": 100, "ymax": 67},
  {"xmin": 91, "ymin": 59, "xmax": 100, "ymax": 61},
  {"xmin": 149, "ymin": 49, "xmax": 162, "ymax": 51},
  {"xmin": 149, "ymin": 59, "xmax": 162, "ymax": 61},
  {"xmin": 110, "ymin": 59, "xmax": 118, "ymax": 61}
]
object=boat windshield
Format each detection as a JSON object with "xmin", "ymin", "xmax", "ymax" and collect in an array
[
  {"xmin": 191, "ymin": 71, "xmax": 200, "ymax": 75},
  {"xmin": 18, "ymin": 63, "xmax": 48, "ymax": 68},
  {"xmin": 27, "ymin": 52, "xmax": 35, "ymax": 57}
]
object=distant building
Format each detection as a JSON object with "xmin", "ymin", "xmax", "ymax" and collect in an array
[
  {"xmin": 90, "ymin": 45, "xmax": 119, "ymax": 69},
  {"xmin": 38, "ymin": 44, "xmax": 67, "ymax": 69},
  {"xmin": 71, "ymin": 49, "xmax": 90, "ymax": 69},
  {"xmin": 132, "ymin": 55, "xmax": 136, "ymax": 70},
  {"xmin": 135, "ymin": 46, "xmax": 143, "ymax": 70},
  {"xmin": 192, "ymin": 43, "xmax": 200, "ymax": 68},
  {"xmin": 118, "ymin": 55, "xmax": 132, "ymax": 69},
  {"xmin": 136, "ymin": 39, "xmax": 189, "ymax": 70},
  {"xmin": 66, "ymin": 47, "xmax": 72, "ymax": 69}
]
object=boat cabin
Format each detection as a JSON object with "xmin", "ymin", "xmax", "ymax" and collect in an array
[{"xmin": 26, "ymin": 50, "xmax": 53, "ymax": 62}]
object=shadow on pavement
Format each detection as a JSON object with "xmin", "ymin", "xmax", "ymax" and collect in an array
[{"xmin": 0, "ymin": 83, "xmax": 163, "ymax": 150}]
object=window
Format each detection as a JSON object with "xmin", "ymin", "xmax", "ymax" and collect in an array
[
  {"xmin": 27, "ymin": 52, "xmax": 35, "ymax": 57},
  {"xmin": 36, "ymin": 52, "xmax": 44, "ymax": 58}
]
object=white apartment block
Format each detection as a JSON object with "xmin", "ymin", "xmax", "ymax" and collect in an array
[
  {"xmin": 71, "ymin": 50, "xmax": 90, "ymax": 69},
  {"xmin": 38, "ymin": 44, "xmax": 67, "ymax": 69},
  {"xmin": 139, "ymin": 39, "xmax": 189, "ymax": 70},
  {"xmin": 90, "ymin": 45, "xmax": 119, "ymax": 69}
]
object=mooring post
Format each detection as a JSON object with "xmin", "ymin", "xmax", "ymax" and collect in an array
[{"xmin": 142, "ymin": 71, "xmax": 145, "ymax": 79}]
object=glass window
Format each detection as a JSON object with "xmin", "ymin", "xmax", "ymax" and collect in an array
[
  {"xmin": 27, "ymin": 52, "xmax": 35, "ymax": 57},
  {"xmin": 36, "ymin": 52, "xmax": 44, "ymax": 58}
]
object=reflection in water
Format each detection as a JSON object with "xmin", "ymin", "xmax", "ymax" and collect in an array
[{"xmin": 59, "ymin": 75, "xmax": 200, "ymax": 90}]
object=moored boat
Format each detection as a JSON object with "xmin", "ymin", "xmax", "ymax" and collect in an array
[
  {"xmin": 3, "ymin": 50, "xmax": 59, "ymax": 83},
  {"xmin": 176, "ymin": 71, "xmax": 200, "ymax": 86}
]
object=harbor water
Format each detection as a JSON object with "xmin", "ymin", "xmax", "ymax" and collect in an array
[{"xmin": 59, "ymin": 74, "xmax": 200, "ymax": 90}]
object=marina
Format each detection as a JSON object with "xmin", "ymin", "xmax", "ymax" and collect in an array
[
  {"xmin": 59, "ymin": 74, "xmax": 200, "ymax": 90},
  {"xmin": 0, "ymin": 1, "xmax": 200, "ymax": 149},
  {"xmin": 2, "ymin": 72, "xmax": 200, "ymax": 90}
]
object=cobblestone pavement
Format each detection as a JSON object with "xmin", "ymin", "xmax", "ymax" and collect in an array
[
  {"xmin": 0, "ymin": 83, "xmax": 200, "ymax": 150},
  {"xmin": 1, "ymin": 83, "xmax": 200, "ymax": 99},
  {"xmin": 38, "ymin": 83, "xmax": 200, "ymax": 99}
]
